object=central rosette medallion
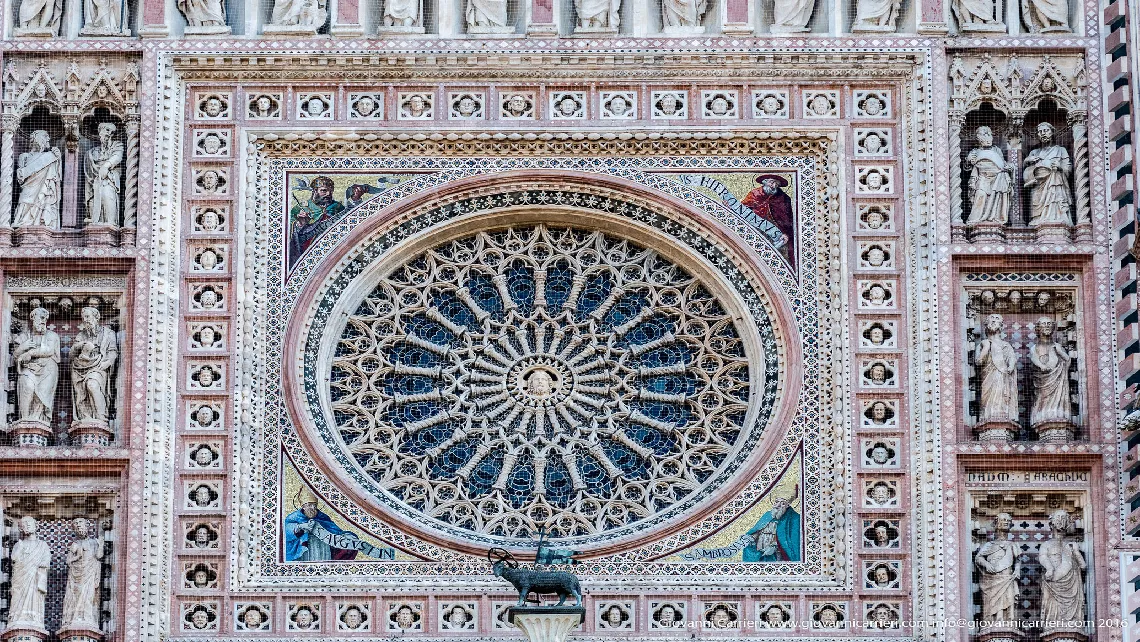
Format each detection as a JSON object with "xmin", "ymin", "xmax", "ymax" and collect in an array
[{"xmin": 325, "ymin": 224, "xmax": 758, "ymax": 542}]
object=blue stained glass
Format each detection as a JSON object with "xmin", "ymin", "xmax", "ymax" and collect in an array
[
  {"xmin": 602, "ymin": 292, "xmax": 649, "ymax": 330},
  {"xmin": 429, "ymin": 440, "xmax": 477, "ymax": 478},
  {"xmin": 543, "ymin": 262, "xmax": 574, "ymax": 310},
  {"xmin": 400, "ymin": 421, "xmax": 457, "ymax": 457},
  {"xmin": 464, "ymin": 274, "xmax": 504, "ymax": 318},
  {"xmin": 599, "ymin": 440, "xmax": 648, "ymax": 480},
  {"xmin": 544, "ymin": 458, "xmax": 574, "ymax": 509},
  {"xmin": 386, "ymin": 343, "xmax": 440, "ymax": 369},
  {"xmin": 631, "ymin": 401, "xmax": 689, "ymax": 427},
  {"xmin": 636, "ymin": 344, "xmax": 691, "ymax": 370},
  {"xmin": 465, "ymin": 447, "xmax": 506, "ymax": 498},
  {"xmin": 405, "ymin": 314, "xmax": 455, "ymax": 346},
  {"xmin": 624, "ymin": 424, "xmax": 677, "ymax": 457},
  {"xmin": 384, "ymin": 374, "xmax": 436, "ymax": 396},
  {"xmin": 505, "ymin": 453, "xmax": 534, "ymax": 509},
  {"xmin": 385, "ymin": 401, "xmax": 441, "ymax": 427},
  {"xmin": 506, "ymin": 263, "xmax": 535, "ymax": 311},
  {"xmin": 575, "ymin": 272, "xmax": 613, "ymax": 318},
  {"xmin": 577, "ymin": 454, "xmax": 614, "ymax": 496},
  {"xmin": 642, "ymin": 375, "xmax": 694, "ymax": 396},
  {"xmin": 431, "ymin": 291, "xmax": 480, "ymax": 331}
]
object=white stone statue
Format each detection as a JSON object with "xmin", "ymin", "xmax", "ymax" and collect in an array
[
  {"xmin": 81, "ymin": 0, "xmax": 124, "ymax": 33},
  {"xmin": 13, "ymin": 130, "xmax": 62, "ymax": 229},
  {"xmin": 1024, "ymin": 122, "xmax": 1073, "ymax": 227},
  {"xmin": 576, "ymin": 0, "xmax": 619, "ymax": 30},
  {"xmin": 382, "ymin": 0, "xmax": 422, "ymax": 29},
  {"xmin": 1029, "ymin": 317, "xmax": 1074, "ymax": 428},
  {"xmin": 71, "ymin": 307, "xmax": 119, "ymax": 425},
  {"xmin": 16, "ymin": 0, "xmax": 63, "ymax": 34},
  {"xmin": 5, "ymin": 516, "xmax": 52, "ymax": 634},
  {"xmin": 60, "ymin": 518, "xmax": 103, "ymax": 633},
  {"xmin": 466, "ymin": 0, "xmax": 509, "ymax": 30},
  {"xmin": 952, "ymin": 0, "xmax": 1003, "ymax": 29},
  {"xmin": 974, "ymin": 513, "xmax": 1020, "ymax": 625},
  {"xmin": 13, "ymin": 308, "xmax": 60, "ymax": 426},
  {"xmin": 84, "ymin": 122, "xmax": 123, "ymax": 227},
  {"xmin": 852, "ymin": 0, "xmax": 901, "ymax": 30},
  {"xmin": 269, "ymin": 0, "xmax": 327, "ymax": 29},
  {"xmin": 662, "ymin": 0, "xmax": 708, "ymax": 29},
  {"xmin": 1039, "ymin": 510, "xmax": 1086, "ymax": 627},
  {"xmin": 976, "ymin": 314, "xmax": 1019, "ymax": 426},
  {"xmin": 1022, "ymin": 0, "xmax": 1070, "ymax": 32},
  {"xmin": 176, "ymin": 0, "xmax": 226, "ymax": 26},
  {"xmin": 771, "ymin": 0, "xmax": 815, "ymax": 32},
  {"xmin": 965, "ymin": 126, "xmax": 1014, "ymax": 226}
]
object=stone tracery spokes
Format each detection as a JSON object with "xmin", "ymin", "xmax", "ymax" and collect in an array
[{"xmin": 329, "ymin": 224, "xmax": 752, "ymax": 538}]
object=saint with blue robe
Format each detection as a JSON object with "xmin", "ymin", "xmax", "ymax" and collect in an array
[
  {"xmin": 284, "ymin": 488, "xmax": 359, "ymax": 562},
  {"xmin": 742, "ymin": 489, "xmax": 801, "ymax": 562}
]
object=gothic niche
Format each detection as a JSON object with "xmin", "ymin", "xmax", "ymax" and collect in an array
[
  {"xmin": 0, "ymin": 495, "xmax": 114, "ymax": 642},
  {"xmin": 0, "ymin": 58, "xmax": 140, "ymax": 247},
  {"xmin": 5, "ymin": 291, "xmax": 124, "ymax": 447},
  {"xmin": 949, "ymin": 54, "xmax": 1090, "ymax": 245},
  {"xmin": 970, "ymin": 492, "xmax": 1089, "ymax": 642},
  {"xmin": 964, "ymin": 278, "xmax": 1080, "ymax": 442}
]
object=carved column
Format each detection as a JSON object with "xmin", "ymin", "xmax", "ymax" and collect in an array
[
  {"xmin": 949, "ymin": 113, "xmax": 966, "ymax": 242},
  {"xmin": 122, "ymin": 115, "xmax": 140, "ymax": 239},
  {"xmin": 0, "ymin": 115, "xmax": 17, "ymax": 239},
  {"xmin": 1005, "ymin": 119, "xmax": 1024, "ymax": 227},
  {"xmin": 61, "ymin": 117, "xmax": 80, "ymax": 229},
  {"xmin": 1069, "ymin": 111, "xmax": 1092, "ymax": 242}
]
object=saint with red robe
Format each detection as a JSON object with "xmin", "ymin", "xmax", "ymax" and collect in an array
[{"xmin": 741, "ymin": 174, "xmax": 796, "ymax": 265}]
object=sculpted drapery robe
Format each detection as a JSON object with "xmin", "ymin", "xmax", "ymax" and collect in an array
[
  {"xmin": 466, "ymin": 0, "xmax": 508, "ymax": 27},
  {"xmin": 61, "ymin": 538, "xmax": 103, "ymax": 630},
  {"xmin": 854, "ymin": 0, "xmax": 899, "ymax": 26},
  {"xmin": 1030, "ymin": 341, "xmax": 1072, "ymax": 426},
  {"xmin": 976, "ymin": 335, "xmax": 1019, "ymax": 424},
  {"xmin": 954, "ymin": 0, "xmax": 998, "ymax": 23},
  {"xmin": 13, "ymin": 148, "xmax": 62, "ymax": 228},
  {"xmin": 576, "ymin": 0, "xmax": 619, "ymax": 27},
  {"xmin": 1022, "ymin": 0, "xmax": 1069, "ymax": 30},
  {"xmin": 14, "ymin": 329, "xmax": 60, "ymax": 425},
  {"xmin": 773, "ymin": 0, "xmax": 815, "ymax": 28},
  {"xmin": 1040, "ymin": 539, "xmax": 1086, "ymax": 624},
  {"xmin": 975, "ymin": 540, "xmax": 1019, "ymax": 622},
  {"xmin": 84, "ymin": 139, "xmax": 124, "ymax": 226},
  {"xmin": 7, "ymin": 536, "xmax": 52, "ymax": 631},
  {"xmin": 270, "ymin": 0, "xmax": 325, "ymax": 26},
  {"xmin": 71, "ymin": 325, "xmax": 118, "ymax": 423},
  {"xmin": 176, "ymin": 0, "xmax": 225, "ymax": 25},
  {"xmin": 84, "ymin": 0, "xmax": 121, "ymax": 30},
  {"xmin": 965, "ymin": 146, "xmax": 1013, "ymax": 225},
  {"xmin": 662, "ymin": 0, "xmax": 707, "ymax": 26},
  {"xmin": 1024, "ymin": 143, "xmax": 1073, "ymax": 226},
  {"xmin": 18, "ymin": 0, "xmax": 62, "ymax": 29},
  {"xmin": 384, "ymin": 0, "xmax": 421, "ymax": 25}
]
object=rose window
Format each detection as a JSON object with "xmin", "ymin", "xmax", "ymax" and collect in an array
[{"xmin": 324, "ymin": 224, "xmax": 760, "ymax": 543}]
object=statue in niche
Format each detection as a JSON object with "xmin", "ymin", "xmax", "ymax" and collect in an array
[
  {"xmin": 575, "ymin": 0, "xmax": 619, "ymax": 30},
  {"xmin": 964, "ymin": 126, "xmax": 1014, "ymax": 226},
  {"xmin": 13, "ymin": 307, "xmax": 60, "ymax": 427},
  {"xmin": 853, "ymin": 0, "xmax": 901, "ymax": 30},
  {"xmin": 176, "ymin": 0, "xmax": 226, "ymax": 26},
  {"xmin": 662, "ymin": 0, "xmax": 708, "ymax": 28},
  {"xmin": 16, "ymin": 0, "xmax": 62, "ymax": 34},
  {"xmin": 1029, "ymin": 316, "xmax": 1074, "ymax": 428},
  {"xmin": 82, "ymin": 0, "xmax": 123, "ymax": 33},
  {"xmin": 975, "ymin": 314, "xmax": 1019, "ymax": 426},
  {"xmin": 771, "ymin": 0, "xmax": 814, "ymax": 32},
  {"xmin": 60, "ymin": 518, "xmax": 103, "ymax": 632},
  {"xmin": 71, "ymin": 307, "xmax": 119, "ymax": 425},
  {"xmin": 1022, "ymin": 0, "xmax": 1070, "ymax": 32},
  {"xmin": 466, "ymin": 0, "xmax": 509, "ymax": 30},
  {"xmin": 952, "ymin": 0, "xmax": 1003, "ymax": 29},
  {"xmin": 5, "ymin": 517, "xmax": 52, "ymax": 633},
  {"xmin": 1039, "ymin": 510, "xmax": 1086, "ymax": 627},
  {"xmin": 974, "ymin": 513, "xmax": 1020, "ymax": 625},
  {"xmin": 84, "ymin": 122, "xmax": 123, "ymax": 227},
  {"xmin": 13, "ymin": 130, "xmax": 62, "ymax": 229},
  {"xmin": 269, "ymin": 0, "xmax": 326, "ymax": 28},
  {"xmin": 382, "ymin": 0, "xmax": 422, "ymax": 28},
  {"xmin": 1024, "ymin": 122, "xmax": 1073, "ymax": 227}
]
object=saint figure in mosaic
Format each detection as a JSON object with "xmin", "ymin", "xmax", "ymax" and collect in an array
[
  {"xmin": 288, "ymin": 175, "xmax": 346, "ymax": 269},
  {"xmin": 743, "ymin": 486, "xmax": 801, "ymax": 562}
]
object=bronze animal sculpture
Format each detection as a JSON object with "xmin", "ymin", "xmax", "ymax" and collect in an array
[{"xmin": 489, "ymin": 547, "xmax": 582, "ymax": 607}]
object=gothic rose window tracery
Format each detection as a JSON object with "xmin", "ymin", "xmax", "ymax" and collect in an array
[{"xmin": 324, "ymin": 224, "xmax": 756, "ymax": 540}]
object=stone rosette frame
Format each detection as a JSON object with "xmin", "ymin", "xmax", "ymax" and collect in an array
[{"xmin": 231, "ymin": 130, "xmax": 848, "ymax": 590}]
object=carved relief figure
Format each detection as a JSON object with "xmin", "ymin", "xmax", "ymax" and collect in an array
[
  {"xmin": 974, "ymin": 513, "xmax": 1020, "ymax": 625},
  {"xmin": 13, "ymin": 308, "xmax": 60, "ymax": 426},
  {"xmin": 952, "ymin": 0, "xmax": 1002, "ymax": 28},
  {"xmin": 270, "ymin": 0, "xmax": 327, "ymax": 28},
  {"xmin": 176, "ymin": 0, "xmax": 226, "ymax": 25},
  {"xmin": 466, "ymin": 0, "xmax": 508, "ymax": 29},
  {"xmin": 976, "ymin": 314, "xmax": 1019, "ymax": 425},
  {"xmin": 771, "ymin": 0, "xmax": 815, "ymax": 31},
  {"xmin": 1039, "ymin": 510, "xmax": 1086, "ymax": 626},
  {"xmin": 576, "ymin": 0, "xmax": 619, "ymax": 30},
  {"xmin": 853, "ymin": 0, "xmax": 901, "ymax": 29},
  {"xmin": 71, "ymin": 307, "xmax": 119, "ymax": 425},
  {"xmin": 383, "ymin": 0, "xmax": 422, "ymax": 27},
  {"xmin": 83, "ymin": 0, "xmax": 123, "ymax": 32},
  {"xmin": 1029, "ymin": 317, "xmax": 1074, "ymax": 428},
  {"xmin": 964, "ymin": 126, "xmax": 1014, "ymax": 226},
  {"xmin": 13, "ymin": 130, "xmax": 62, "ymax": 229},
  {"xmin": 5, "ymin": 517, "xmax": 52, "ymax": 633},
  {"xmin": 1022, "ymin": 0, "xmax": 1070, "ymax": 32},
  {"xmin": 60, "ymin": 518, "xmax": 104, "ymax": 632},
  {"xmin": 17, "ymin": 0, "xmax": 63, "ymax": 33},
  {"xmin": 85, "ymin": 122, "xmax": 124, "ymax": 227},
  {"xmin": 1023, "ymin": 122, "xmax": 1073, "ymax": 226},
  {"xmin": 662, "ymin": 0, "xmax": 708, "ymax": 28}
]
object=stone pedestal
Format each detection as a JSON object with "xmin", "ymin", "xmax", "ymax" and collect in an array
[
  {"xmin": 959, "ymin": 22, "xmax": 1007, "ymax": 33},
  {"xmin": 377, "ymin": 25, "xmax": 426, "ymax": 34},
  {"xmin": 12, "ymin": 27, "xmax": 56, "ymax": 38},
  {"xmin": 83, "ymin": 225, "xmax": 119, "ymax": 247},
  {"xmin": 572, "ymin": 25, "xmax": 618, "ymax": 36},
  {"xmin": 70, "ymin": 420, "xmax": 112, "ymax": 447},
  {"xmin": 968, "ymin": 222, "xmax": 1006, "ymax": 243},
  {"xmin": 119, "ymin": 227, "xmax": 136, "ymax": 246},
  {"xmin": 976, "ymin": 420, "xmax": 1019, "ymax": 442},
  {"xmin": 661, "ymin": 26, "xmax": 706, "ymax": 35},
  {"xmin": 10, "ymin": 420, "xmax": 52, "ymax": 447},
  {"xmin": 262, "ymin": 24, "xmax": 320, "ymax": 35},
  {"xmin": 468, "ymin": 25, "xmax": 516, "ymax": 34},
  {"xmin": 508, "ymin": 607, "xmax": 585, "ymax": 642},
  {"xmin": 1042, "ymin": 627, "xmax": 1088, "ymax": 642},
  {"xmin": 1034, "ymin": 420, "xmax": 1075, "ymax": 443},
  {"xmin": 57, "ymin": 626, "xmax": 101, "ymax": 642},
  {"xmin": 183, "ymin": 25, "xmax": 231, "ymax": 35},
  {"xmin": 977, "ymin": 624, "xmax": 1025, "ymax": 642},
  {"xmin": 1033, "ymin": 222, "xmax": 1071, "ymax": 244},
  {"xmin": 12, "ymin": 226, "xmax": 57, "ymax": 247},
  {"xmin": 768, "ymin": 24, "xmax": 809, "ymax": 33},
  {"xmin": 851, "ymin": 23, "xmax": 898, "ymax": 32},
  {"xmin": 78, "ymin": 26, "xmax": 131, "ymax": 36},
  {"xmin": 1, "ymin": 625, "xmax": 48, "ymax": 642},
  {"xmin": 1072, "ymin": 222, "xmax": 1093, "ymax": 244}
]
